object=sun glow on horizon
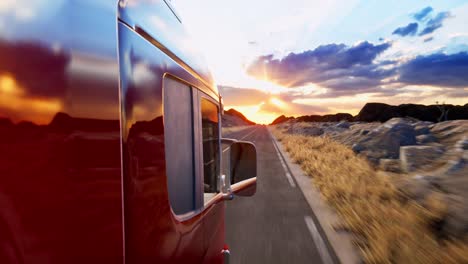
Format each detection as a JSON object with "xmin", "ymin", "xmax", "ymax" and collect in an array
[
  {"xmin": 173, "ymin": 0, "xmax": 468, "ymax": 123},
  {"xmin": 269, "ymin": 97, "xmax": 287, "ymax": 109},
  {"xmin": 226, "ymin": 104, "xmax": 275, "ymax": 125}
]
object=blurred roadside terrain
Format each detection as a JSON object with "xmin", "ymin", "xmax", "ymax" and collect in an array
[{"xmin": 270, "ymin": 102, "xmax": 468, "ymax": 263}]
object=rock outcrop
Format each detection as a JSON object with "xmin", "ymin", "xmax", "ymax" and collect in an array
[
  {"xmin": 270, "ymin": 113, "xmax": 352, "ymax": 125},
  {"xmin": 400, "ymin": 145, "xmax": 445, "ymax": 173},
  {"xmin": 296, "ymin": 113, "xmax": 353, "ymax": 123},
  {"xmin": 222, "ymin": 108, "xmax": 256, "ymax": 127},
  {"xmin": 271, "ymin": 115, "xmax": 295, "ymax": 125},
  {"xmin": 355, "ymin": 102, "xmax": 468, "ymax": 122}
]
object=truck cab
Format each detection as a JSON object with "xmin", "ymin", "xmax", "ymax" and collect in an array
[{"xmin": 0, "ymin": 0, "xmax": 257, "ymax": 263}]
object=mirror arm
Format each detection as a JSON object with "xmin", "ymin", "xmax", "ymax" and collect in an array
[
  {"xmin": 220, "ymin": 174, "xmax": 234, "ymax": 200},
  {"xmin": 222, "ymin": 192, "xmax": 234, "ymax": 201}
]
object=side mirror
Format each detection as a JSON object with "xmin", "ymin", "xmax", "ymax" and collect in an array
[{"xmin": 221, "ymin": 139, "xmax": 257, "ymax": 197}]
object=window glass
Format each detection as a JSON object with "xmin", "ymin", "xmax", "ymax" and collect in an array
[
  {"xmin": 163, "ymin": 78, "xmax": 195, "ymax": 215},
  {"xmin": 201, "ymin": 98, "xmax": 220, "ymax": 202}
]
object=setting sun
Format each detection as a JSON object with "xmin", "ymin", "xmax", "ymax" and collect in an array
[{"xmin": 225, "ymin": 103, "xmax": 279, "ymax": 124}]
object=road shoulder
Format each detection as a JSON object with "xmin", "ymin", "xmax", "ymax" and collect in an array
[{"xmin": 269, "ymin": 127, "xmax": 361, "ymax": 264}]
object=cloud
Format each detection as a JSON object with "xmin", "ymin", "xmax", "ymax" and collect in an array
[
  {"xmin": 218, "ymin": 86, "xmax": 268, "ymax": 105},
  {"xmin": 392, "ymin": 23, "xmax": 418, "ymax": 37},
  {"xmin": 246, "ymin": 41, "xmax": 393, "ymax": 95},
  {"xmin": 0, "ymin": 0, "xmax": 39, "ymax": 22},
  {"xmin": 218, "ymin": 85, "xmax": 329, "ymax": 116},
  {"xmin": 444, "ymin": 89, "xmax": 468, "ymax": 98},
  {"xmin": 413, "ymin": 6, "xmax": 433, "ymax": 21},
  {"xmin": 259, "ymin": 100, "xmax": 328, "ymax": 115},
  {"xmin": 246, "ymin": 40, "xmax": 468, "ymax": 101},
  {"xmin": 419, "ymin": 11, "xmax": 452, "ymax": 36},
  {"xmin": 398, "ymin": 52, "xmax": 468, "ymax": 88},
  {"xmin": 423, "ymin": 37, "xmax": 434, "ymax": 42}
]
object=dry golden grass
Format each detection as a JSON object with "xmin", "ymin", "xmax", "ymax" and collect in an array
[{"xmin": 272, "ymin": 127, "xmax": 468, "ymax": 264}]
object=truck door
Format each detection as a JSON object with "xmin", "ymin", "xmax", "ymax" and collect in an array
[{"xmin": 193, "ymin": 91, "xmax": 225, "ymax": 263}]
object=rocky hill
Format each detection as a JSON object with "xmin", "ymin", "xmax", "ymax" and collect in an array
[
  {"xmin": 271, "ymin": 103, "xmax": 468, "ymax": 125},
  {"xmin": 222, "ymin": 108, "xmax": 256, "ymax": 127},
  {"xmin": 271, "ymin": 115, "xmax": 295, "ymax": 125}
]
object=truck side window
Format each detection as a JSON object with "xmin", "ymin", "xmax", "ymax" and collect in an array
[
  {"xmin": 164, "ymin": 77, "xmax": 195, "ymax": 215},
  {"xmin": 201, "ymin": 98, "xmax": 220, "ymax": 203}
]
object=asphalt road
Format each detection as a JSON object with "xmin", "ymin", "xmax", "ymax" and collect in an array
[{"xmin": 223, "ymin": 125, "xmax": 330, "ymax": 264}]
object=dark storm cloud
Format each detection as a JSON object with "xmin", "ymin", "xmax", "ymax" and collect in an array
[
  {"xmin": 246, "ymin": 41, "xmax": 393, "ymax": 95},
  {"xmin": 0, "ymin": 40, "xmax": 70, "ymax": 98},
  {"xmin": 419, "ymin": 11, "xmax": 452, "ymax": 36},
  {"xmin": 392, "ymin": 23, "xmax": 418, "ymax": 37},
  {"xmin": 413, "ymin": 6, "xmax": 433, "ymax": 21},
  {"xmin": 398, "ymin": 52, "xmax": 468, "ymax": 88}
]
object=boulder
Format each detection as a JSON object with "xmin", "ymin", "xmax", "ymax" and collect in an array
[
  {"xmin": 414, "ymin": 125, "xmax": 431, "ymax": 135},
  {"xmin": 443, "ymin": 195, "xmax": 468, "ymax": 239},
  {"xmin": 352, "ymin": 143, "xmax": 364, "ymax": 153},
  {"xmin": 359, "ymin": 129, "xmax": 369, "ymax": 136},
  {"xmin": 379, "ymin": 159, "xmax": 402, "ymax": 173},
  {"xmin": 442, "ymin": 155, "xmax": 466, "ymax": 176},
  {"xmin": 398, "ymin": 174, "xmax": 434, "ymax": 202},
  {"xmin": 336, "ymin": 121, "xmax": 350, "ymax": 129},
  {"xmin": 400, "ymin": 146, "xmax": 445, "ymax": 173},
  {"xmin": 430, "ymin": 120, "xmax": 468, "ymax": 147},
  {"xmin": 347, "ymin": 118, "xmax": 417, "ymax": 163},
  {"xmin": 303, "ymin": 127, "xmax": 324, "ymax": 136},
  {"xmin": 415, "ymin": 121, "xmax": 434, "ymax": 127},
  {"xmin": 285, "ymin": 124, "xmax": 325, "ymax": 136},
  {"xmin": 370, "ymin": 118, "xmax": 417, "ymax": 146},
  {"xmin": 429, "ymin": 151, "xmax": 468, "ymax": 239},
  {"xmin": 416, "ymin": 134, "xmax": 437, "ymax": 144},
  {"xmin": 454, "ymin": 136, "xmax": 468, "ymax": 151}
]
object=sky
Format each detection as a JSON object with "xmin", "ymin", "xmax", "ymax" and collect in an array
[{"xmin": 173, "ymin": 0, "xmax": 468, "ymax": 124}]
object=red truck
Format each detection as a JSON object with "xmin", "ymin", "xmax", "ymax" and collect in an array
[{"xmin": 0, "ymin": 0, "xmax": 257, "ymax": 263}]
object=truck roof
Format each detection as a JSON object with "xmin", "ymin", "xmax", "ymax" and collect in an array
[{"xmin": 119, "ymin": 0, "xmax": 218, "ymax": 97}]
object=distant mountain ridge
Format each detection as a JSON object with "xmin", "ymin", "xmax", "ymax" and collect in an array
[
  {"xmin": 222, "ymin": 108, "xmax": 256, "ymax": 127},
  {"xmin": 271, "ymin": 113, "xmax": 353, "ymax": 125},
  {"xmin": 271, "ymin": 102, "xmax": 468, "ymax": 125},
  {"xmin": 355, "ymin": 103, "xmax": 468, "ymax": 122}
]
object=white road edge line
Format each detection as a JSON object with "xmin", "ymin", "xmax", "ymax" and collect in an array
[
  {"xmin": 239, "ymin": 126, "xmax": 258, "ymax": 141},
  {"xmin": 222, "ymin": 126, "xmax": 259, "ymax": 153},
  {"xmin": 270, "ymin": 128, "xmax": 342, "ymax": 264},
  {"xmin": 304, "ymin": 216, "xmax": 334, "ymax": 264},
  {"xmin": 271, "ymin": 135, "xmax": 296, "ymax": 188}
]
